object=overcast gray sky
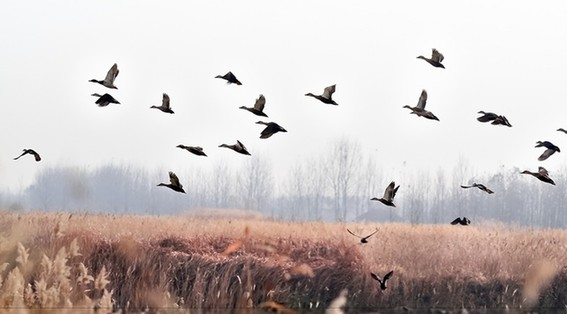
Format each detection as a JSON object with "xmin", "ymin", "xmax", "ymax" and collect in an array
[{"xmin": 1, "ymin": 1, "xmax": 567, "ymax": 192}]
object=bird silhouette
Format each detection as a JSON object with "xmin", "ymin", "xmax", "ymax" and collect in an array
[
  {"xmin": 89, "ymin": 63, "xmax": 119, "ymax": 89},
  {"xmin": 403, "ymin": 90, "xmax": 439, "ymax": 121},
  {"xmin": 177, "ymin": 145, "xmax": 207, "ymax": 157},
  {"xmin": 157, "ymin": 171, "xmax": 185, "ymax": 193},
  {"xmin": 371, "ymin": 181, "xmax": 399, "ymax": 207},
  {"xmin": 215, "ymin": 71, "xmax": 242, "ymax": 85},
  {"xmin": 477, "ymin": 111, "xmax": 512, "ymax": 127},
  {"xmin": 460, "ymin": 183, "xmax": 494, "ymax": 194},
  {"xmin": 371, "ymin": 271, "xmax": 394, "ymax": 290},
  {"xmin": 417, "ymin": 49, "xmax": 445, "ymax": 68},
  {"xmin": 535, "ymin": 141, "xmax": 560, "ymax": 161},
  {"xmin": 451, "ymin": 217, "xmax": 471, "ymax": 225},
  {"xmin": 256, "ymin": 121, "xmax": 287, "ymax": 139},
  {"xmin": 557, "ymin": 128, "xmax": 567, "ymax": 134},
  {"xmin": 305, "ymin": 85, "xmax": 338, "ymax": 105},
  {"xmin": 91, "ymin": 93, "xmax": 120, "ymax": 107},
  {"xmin": 240, "ymin": 95, "xmax": 268, "ymax": 117},
  {"xmin": 219, "ymin": 140, "xmax": 251, "ymax": 155},
  {"xmin": 521, "ymin": 167, "xmax": 555, "ymax": 185},
  {"xmin": 150, "ymin": 93, "xmax": 174, "ymax": 114},
  {"xmin": 346, "ymin": 228, "xmax": 378, "ymax": 244},
  {"xmin": 13, "ymin": 149, "xmax": 41, "ymax": 162}
]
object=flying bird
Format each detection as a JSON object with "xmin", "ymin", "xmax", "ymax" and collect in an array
[
  {"xmin": 417, "ymin": 48, "xmax": 445, "ymax": 68},
  {"xmin": 460, "ymin": 183, "xmax": 494, "ymax": 194},
  {"xmin": 305, "ymin": 85, "xmax": 339, "ymax": 106},
  {"xmin": 177, "ymin": 145, "xmax": 207, "ymax": 157},
  {"xmin": 157, "ymin": 171, "xmax": 186, "ymax": 193},
  {"xmin": 370, "ymin": 271, "xmax": 394, "ymax": 290},
  {"xmin": 240, "ymin": 95, "xmax": 268, "ymax": 117},
  {"xmin": 451, "ymin": 217, "xmax": 471, "ymax": 226},
  {"xmin": 371, "ymin": 181, "xmax": 399, "ymax": 207},
  {"xmin": 346, "ymin": 228, "xmax": 378, "ymax": 244},
  {"xmin": 557, "ymin": 128, "xmax": 567, "ymax": 134},
  {"xmin": 403, "ymin": 90, "xmax": 439, "ymax": 121},
  {"xmin": 91, "ymin": 93, "xmax": 120, "ymax": 107},
  {"xmin": 13, "ymin": 149, "xmax": 41, "ymax": 162},
  {"xmin": 219, "ymin": 140, "xmax": 251, "ymax": 155},
  {"xmin": 535, "ymin": 141, "xmax": 560, "ymax": 161},
  {"xmin": 521, "ymin": 167, "xmax": 555, "ymax": 185},
  {"xmin": 477, "ymin": 111, "xmax": 512, "ymax": 127},
  {"xmin": 150, "ymin": 93, "xmax": 174, "ymax": 114},
  {"xmin": 215, "ymin": 71, "xmax": 242, "ymax": 85},
  {"xmin": 89, "ymin": 63, "xmax": 119, "ymax": 89},
  {"xmin": 255, "ymin": 121, "xmax": 287, "ymax": 139}
]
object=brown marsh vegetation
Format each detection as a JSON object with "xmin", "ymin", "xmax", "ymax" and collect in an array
[{"xmin": 0, "ymin": 210, "xmax": 566, "ymax": 312}]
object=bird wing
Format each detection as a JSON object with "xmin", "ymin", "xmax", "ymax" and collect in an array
[
  {"xmin": 162, "ymin": 93, "xmax": 170, "ymax": 109},
  {"xmin": 383, "ymin": 270, "xmax": 394, "ymax": 281},
  {"xmin": 538, "ymin": 167, "xmax": 549, "ymax": 176},
  {"xmin": 13, "ymin": 150, "xmax": 27, "ymax": 160},
  {"xmin": 237, "ymin": 140, "xmax": 247, "ymax": 151},
  {"xmin": 169, "ymin": 171, "xmax": 182, "ymax": 188},
  {"xmin": 363, "ymin": 229, "xmax": 379, "ymax": 239},
  {"xmin": 322, "ymin": 85, "xmax": 336, "ymax": 100},
  {"xmin": 370, "ymin": 273, "xmax": 382, "ymax": 282},
  {"xmin": 450, "ymin": 217, "xmax": 462, "ymax": 225},
  {"xmin": 432, "ymin": 49, "xmax": 444, "ymax": 63},
  {"xmin": 416, "ymin": 90, "xmax": 427, "ymax": 109},
  {"xmin": 460, "ymin": 185, "xmax": 473, "ymax": 189},
  {"xmin": 260, "ymin": 124, "xmax": 275, "ymax": 139},
  {"xmin": 31, "ymin": 150, "xmax": 41, "ymax": 161},
  {"xmin": 254, "ymin": 94, "xmax": 266, "ymax": 111},
  {"xmin": 346, "ymin": 228, "xmax": 362, "ymax": 238},
  {"xmin": 538, "ymin": 149, "xmax": 556, "ymax": 161},
  {"xmin": 105, "ymin": 63, "xmax": 119, "ymax": 83},
  {"xmin": 383, "ymin": 181, "xmax": 396, "ymax": 201}
]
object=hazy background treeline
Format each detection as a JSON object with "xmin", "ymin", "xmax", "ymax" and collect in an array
[{"xmin": 1, "ymin": 138, "xmax": 566, "ymax": 229}]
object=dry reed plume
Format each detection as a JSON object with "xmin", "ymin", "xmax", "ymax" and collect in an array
[{"xmin": 0, "ymin": 210, "xmax": 566, "ymax": 312}]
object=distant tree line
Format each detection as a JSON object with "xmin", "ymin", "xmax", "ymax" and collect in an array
[{"xmin": 1, "ymin": 138, "xmax": 566, "ymax": 228}]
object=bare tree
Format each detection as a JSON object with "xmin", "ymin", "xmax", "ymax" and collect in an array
[
  {"xmin": 238, "ymin": 154, "xmax": 274, "ymax": 215},
  {"xmin": 324, "ymin": 138, "xmax": 362, "ymax": 221}
]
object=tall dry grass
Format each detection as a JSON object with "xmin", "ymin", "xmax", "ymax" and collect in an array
[{"xmin": 0, "ymin": 210, "xmax": 566, "ymax": 312}]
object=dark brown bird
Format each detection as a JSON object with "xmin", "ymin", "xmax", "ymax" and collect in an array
[
  {"xmin": 219, "ymin": 140, "xmax": 251, "ymax": 155},
  {"xmin": 157, "ymin": 171, "xmax": 185, "ymax": 193},
  {"xmin": 371, "ymin": 271, "xmax": 394, "ymax": 290},
  {"xmin": 371, "ymin": 181, "xmax": 399, "ymax": 207},
  {"xmin": 460, "ymin": 183, "xmax": 494, "ymax": 194},
  {"xmin": 346, "ymin": 228, "xmax": 378, "ymax": 244},
  {"xmin": 240, "ymin": 94, "xmax": 268, "ymax": 117},
  {"xmin": 521, "ymin": 167, "xmax": 555, "ymax": 185},
  {"xmin": 13, "ymin": 149, "xmax": 41, "ymax": 162},
  {"xmin": 255, "ymin": 121, "xmax": 287, "ymax": 139},
  {"xmin": 215, "ymin": 71, "xmax": 242, "ymax": 85},
  {"xmin": 417, "ymin": 49, "xmax": 445, "ymax": 68},
  {"xmin": 89, "ymin": 63, "xmax": 119, "ymax": 89},
  {"xmin": 477, "ymin": 111, "xmax": 512, "ymax": 127},
  {"xmin": 535, "ymin": 141, "xmax": 560, "ymax": 161},
  {"xmin": 403, "ymin": 90, "xmax": 439, "ymax": 121},
  {"xmin": 177, "ymin": 145, "xmax": 207, "ymax": 157},
  {"xmin": 91, "ymin": 93, "xmax": 120, "ymax": 107},
  {"xmin": 150, "ymin": 93, "xmax": 174, "ymax": 114},
  {"xmin": 305, "ymin": 85, "xmax": 339, "ymax": 105},
  {"xmin": 451, "ymin": 217, "xmax": 471, "ymax": 225}
]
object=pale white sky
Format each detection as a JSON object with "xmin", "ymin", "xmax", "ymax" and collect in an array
[{"xmin": 1, "ymin": 1, "xmax": 567, "ymax": 192}]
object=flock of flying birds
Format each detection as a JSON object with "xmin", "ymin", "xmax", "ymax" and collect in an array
[{"xmin": 9, "ymin": 48, "xmax": 564, "ymax": 292}]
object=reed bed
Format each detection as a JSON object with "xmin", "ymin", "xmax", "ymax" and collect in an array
[{"xmin": 0, "ymin": 210, "xmax": 565, "ymax": 313}]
